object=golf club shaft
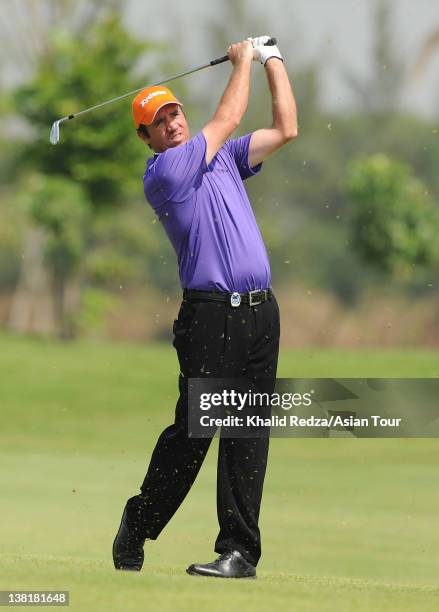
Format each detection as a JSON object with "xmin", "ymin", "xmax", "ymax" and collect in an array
[
  {"xmin": 65, "ymin": 59, "xmax": 230, "ymax": 121},
  {"xmin": 50, "ymin": 37, "xmax": 277, "ymax": 137}
]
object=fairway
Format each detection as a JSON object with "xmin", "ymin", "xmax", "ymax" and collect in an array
[{"xmin": 1, "ymin": 333, "xmax": 439, "ymax": 611}]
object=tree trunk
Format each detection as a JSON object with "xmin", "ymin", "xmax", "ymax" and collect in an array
[
  {"xmin": 62, "ymin": 275, "xmax": 81, "ymax": 339},
  {"xmin": 51, "ymin": 267, "xmax": 81, "ymax": 339},
  {"xmin": 8, "ymin": 226, "xmax": 56, "ymax": 335}
]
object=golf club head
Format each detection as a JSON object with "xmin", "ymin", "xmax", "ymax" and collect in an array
[{"xmin": 50, "ymin": 120, "xmax": 60, "ymax": 145}]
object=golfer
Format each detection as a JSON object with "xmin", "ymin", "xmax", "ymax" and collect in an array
[{"xmin": 113, "ymin": 36, "xmax": 297, "ymax": 579}]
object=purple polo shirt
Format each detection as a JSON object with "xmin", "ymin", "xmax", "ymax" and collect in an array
[{"xmin": 143, "ymin": 131, "xmax": 271, "ymax": 292}]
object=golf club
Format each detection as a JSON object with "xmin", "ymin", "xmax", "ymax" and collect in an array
[{"xmin": 49, "ymin": 37, "xmax": 277, "ymax": 145}]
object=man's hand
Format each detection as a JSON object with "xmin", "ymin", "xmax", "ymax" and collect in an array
[
  {"xmin": 248, "ymin": 35, "xmax": 283, "ymax": 65},
  {"xmin": 227, "ymin": 40, "xmax": 254, "ymax": 66}
]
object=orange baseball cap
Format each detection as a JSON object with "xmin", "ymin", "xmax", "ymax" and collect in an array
[{"xmin": 132, "ymin": 86, "xmax": 183, "ymax": 128}]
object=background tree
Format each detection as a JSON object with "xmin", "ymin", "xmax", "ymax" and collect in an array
[
  {"xmin": 5, "ymin": 11, "xmax": 163, "ymax": 336},
  {"xmin": 1, "ymin": 0, "xmax": 438, "ymax": 341},
  {"xmin": 12, "ymin": 174, "xmax": 90, "ymax": 338},
  {"xmin": 346, "ymin": 154, "xmax": 439, "ymax": 282}
]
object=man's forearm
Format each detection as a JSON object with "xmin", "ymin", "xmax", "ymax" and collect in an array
[
  {"xmin": 265, "ymin": 58, "xmax": 298, "ymax": 138},
  {"xmin": 213, "ymin": 58, "xmax": 252, "ymax": 127}
]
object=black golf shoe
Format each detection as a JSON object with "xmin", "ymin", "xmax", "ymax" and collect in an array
[
  {"xmin": 112, "ymin": 508, "xmax": 146, "ymax": 571},
  {"xmin": 186, "ymin": 550, "xmax": 256, "ymax": 579}
]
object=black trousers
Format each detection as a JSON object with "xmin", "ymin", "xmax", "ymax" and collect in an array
[{"xmin": 124, "ymin": 293, "xmax": 280, "ymax": 566}]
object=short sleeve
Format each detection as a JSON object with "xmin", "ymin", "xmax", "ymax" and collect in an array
[
  {"xmin": 144, "ymin": 132, "xmax": 208, "ymax": 207},
  {"xmin": 226, "ymin": 133, "xmax": 263, "ymax": 181}
]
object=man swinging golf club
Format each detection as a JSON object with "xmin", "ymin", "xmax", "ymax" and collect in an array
[{"xmin": 113, "ymin": 36, "xmax": 298, "ymax": 579}]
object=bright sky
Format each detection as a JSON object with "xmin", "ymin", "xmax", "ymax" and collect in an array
[
  {"xmin": 1, "ymin": 0, "xmax": 437, "ymax": 120},
  {"xmin": 126, "ymin": 0, "xmax": 439, "ymax": 118}
]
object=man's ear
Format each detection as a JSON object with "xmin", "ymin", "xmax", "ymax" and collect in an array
[
  {"xmin": 137, "ymin": 131, "xmax": 148, "ymax": 144},
  {"xmin": 137, "ymin": 131, "xmax": 152, "ymax": 149}
]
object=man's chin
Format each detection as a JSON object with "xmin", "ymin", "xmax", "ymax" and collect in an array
[{"xmin": 168, "ymin": 134, "xmax": 188, "ymax": 147}]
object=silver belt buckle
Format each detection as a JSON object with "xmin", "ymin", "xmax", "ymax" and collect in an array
[
  {"xmin": 249, "ymin": 289, "xmax": 266, "ymax": 307},
  {"xmin": 230, "ymin": 292, "xmax": 241, "ymax": 307}
]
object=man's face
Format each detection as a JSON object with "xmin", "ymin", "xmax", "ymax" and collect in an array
[{"xmin": 141, "ymin": 103, "xmax": 190, "ymax": 152}]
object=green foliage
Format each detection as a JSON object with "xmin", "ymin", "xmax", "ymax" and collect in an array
[
  {"xmin": 2, "ymin": 11, "xmax": 169, "ymax": 336},
  {"xmin": 0, "ymin": 194, "xmax": 23, "ymax": 289},
  {"xmin": 85, "ymin": 249, "xmax": 140, "ymax": 286},
  {"xmin": 2, "ymin": 1, "xmax": 439, "ymax": 308},
  {"xmin": 83, "ymin": 201, "xmax": 173, "ymax": 289},
  {"xmin": 20, "ymin": 173, "xmax": 90, "ymax": 279},
  {"xmin": 346, "ymin": 154, "xmax": 439, "ymax": 280},
  {"xmin": 284, "ymin": 218, "xmax": 380, "ymax": 304},
  {"xmin": 11, "ymin": 15, "xmax": 151, "ymax": 207},
  {"xmin": 78, "ymin": 287, "xmax": 119, "ymax": 335}
]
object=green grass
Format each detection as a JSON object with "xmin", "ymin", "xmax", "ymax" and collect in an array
[{"xmin": 1, "ymin": 332, "xmax": 439, "ymax": 611}]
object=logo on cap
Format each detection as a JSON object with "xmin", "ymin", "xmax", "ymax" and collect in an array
[{"xmin": 140, "ymin": 90, "xmax": 168, "ymax": 108}]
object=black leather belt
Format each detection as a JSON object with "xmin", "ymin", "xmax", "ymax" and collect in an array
[{"xmin": 183, "ymin": 288, "xmax": 272, "ymax": 308}]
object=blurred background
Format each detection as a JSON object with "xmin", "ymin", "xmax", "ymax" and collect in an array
[
  {"xmin": 1, "ymin": 0, "xmax": 438, "ymax": 347},
  {"xmin": 2, "ymin": 3, "xmax": 439, "ymax": 608}
]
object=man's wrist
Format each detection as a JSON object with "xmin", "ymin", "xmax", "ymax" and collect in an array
[
  {"xmin": 233, "ymin": 56, "xmax": 253, "ymax": 70},
  {"xmin": 264, "ymin": 57, "xmax": 284, "ymax": 66}
]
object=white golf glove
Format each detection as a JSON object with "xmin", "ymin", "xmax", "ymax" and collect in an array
[{"xmin": 248, "ymin": 35, "xmax": 283, "ymax": 65}]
